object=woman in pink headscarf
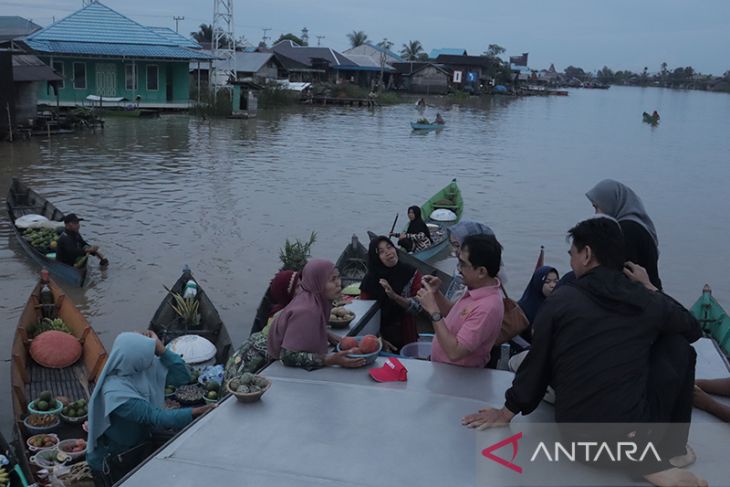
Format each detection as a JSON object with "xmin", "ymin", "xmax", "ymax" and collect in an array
[{"xmin": 267, "ymin": 259, "xmax": 366, "ymax": 370}]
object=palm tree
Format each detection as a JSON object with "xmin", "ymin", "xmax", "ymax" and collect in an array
[
  {"xmin": 400, "ymin": 40, "xmax": 424, "ymax": 61},
  {"xmin": 347, "ymin": 30, "xmax": 368, "ymax": 48},
  {"xmin": 191, "ymin": 24, "xmax": 213, "ymax": 44}
]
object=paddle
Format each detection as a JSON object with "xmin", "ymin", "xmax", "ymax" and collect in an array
[{"xmin": 388, "ymin": 213, "xmax": 399, "ymax": 238}]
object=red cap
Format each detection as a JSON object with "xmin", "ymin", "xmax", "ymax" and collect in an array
[{"xmin": 369, "ymin": 357, "xmax": 408, "ymax": 382}]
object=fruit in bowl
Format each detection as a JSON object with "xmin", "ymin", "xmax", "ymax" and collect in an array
[
  {"xmin": 336, "ymin": 335, "xmax": 382, "ymax": 365},
  {"xmin": 58, "ymin": 438, "xmax": 87, "ymax": 460},
  {"xmin": 26, "ymin": 433, "xmax": 58, "ymax": 451}
]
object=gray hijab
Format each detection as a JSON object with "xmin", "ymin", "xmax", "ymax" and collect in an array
[{"xmin": 586, "ymin": 179, "xmax": 658, "ymax": 247}]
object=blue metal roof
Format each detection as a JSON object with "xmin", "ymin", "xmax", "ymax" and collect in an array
[
  {"xmin": 429, "ymin": 48, "xmax": 467, "ymax": 59},
  {"xmin": 25, "ymin": 39, "xmax": 212, "ymax": 60},
  {"xmin": 147, "ymin": 27, "xmax": 201, "ymax": 49}
]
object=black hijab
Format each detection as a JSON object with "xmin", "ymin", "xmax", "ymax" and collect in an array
[
  {"xmin": 361, "ymin": 236, "xmax": 417, "ymax": 307},
  {"xmin": 406, "ymin": 205, "xmax": 431, "ymax": 241}
]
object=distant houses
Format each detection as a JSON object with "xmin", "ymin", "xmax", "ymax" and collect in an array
[{"xmin": 20, "ymin": 1, "xmax": 211, "ymax": 108}]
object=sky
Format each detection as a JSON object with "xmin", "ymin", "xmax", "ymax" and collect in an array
[{"xmin": 4, "ymin": 0, "xmax": 730, "ymax": 75}]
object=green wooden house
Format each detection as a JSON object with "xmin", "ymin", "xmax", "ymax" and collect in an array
[{"xmin": 23, "ymin": 1, "xmax": 210, "ymax": 108}]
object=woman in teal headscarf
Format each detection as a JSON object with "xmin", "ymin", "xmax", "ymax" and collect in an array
[{"xmin": 87, "ymin": 331, "xmax": 214, "ymax": 486}]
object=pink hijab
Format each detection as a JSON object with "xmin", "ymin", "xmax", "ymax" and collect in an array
[{"xmin": 267, "ymin": 259, "xmax": 335, "ymax": 359}]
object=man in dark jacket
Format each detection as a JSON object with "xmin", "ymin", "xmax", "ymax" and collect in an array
[
  {"xmin": 463, "ymin": 216, "xmax": 705, "ymax": 487},
  {"xmin": 56, "ymin": 213, "xmax": 108, "ymax": 267}
]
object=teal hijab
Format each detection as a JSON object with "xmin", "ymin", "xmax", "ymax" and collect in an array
[{"xmin": 88, "ymin": 333, "xmax": 167, "ymax": 453}]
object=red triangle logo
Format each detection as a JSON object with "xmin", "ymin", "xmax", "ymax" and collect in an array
[{"xmin": 481, "ymin": 432, "xmax": 523, "ymax": 474}]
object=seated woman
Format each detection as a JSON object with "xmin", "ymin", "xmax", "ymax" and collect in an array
[
  {"xmin": 393, "ymin": 206, "xmax": 432, "ymax": 253},
  {"xmin": 360, "ymin": 236, "xmax": 421, "ymax": 352},
  {"xmin": 434, "ymin": 113, "xmax": 445, "ymax": 124},
  {"xmin": 88, "ymin": 331, "xmax": 214, "ymax": 485},
  {"xmin": 267, "ymin": 259, "xmax": 365, "ymax": 370},
  {"xmin": 250, "ymin": 270, "xmax": 301, "ymax": 335},
  {"xmin": 517, "ymin": 266, "xmax": 559, "ymax": 342}
]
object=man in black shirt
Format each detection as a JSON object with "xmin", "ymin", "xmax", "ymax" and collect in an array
[
  {"xmin": 56, "ymin": 213, "xmax": 108, "ymax": 267},
  {"xmin": 462, "ymin": 217, "xmax": 705, "ymax": 487}
]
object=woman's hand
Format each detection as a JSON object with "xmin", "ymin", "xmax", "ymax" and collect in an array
[
  {"xmin": 325, "ymin": 350, "xmax": 366, "ymax": 368},
  {"xmin": 141, "ymin": 330, "xmax": 166, "ymax": 355},
  {"xmin": 381, "ymin": 338, "xmax": 398, "ymax": 353},
  {"xmin": 623, "ymin": 262, "xmax": 657, "ymax": 291},
  {"xmin": 192, "ymin": 403, "xmax": 217, "ymax": 418},
  {"xmin": 421, "ymin": 274, "xmax": 442, "ymax": 291},
  {"xmin": 327, "ymin": 333, "xmax": 341, "ymax": 346},
  {"xmin": 379, "ymin": 279, "xmax": 396, "ymax": 299},
  {"xmin": 462, "ymin": 407, "xmax": 515, "ymax": 430}
]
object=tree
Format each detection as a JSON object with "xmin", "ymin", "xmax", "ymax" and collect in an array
[
  {"xmin": 596, "ymin": 66, "xmax": 614, "ymax": 84},
  {"xmin": 347, "ymin": 30, "xmax": 368, "ymax": 48},
  {"xmin": 484, "ymin": 44, "xmax": 505, "ymax": 59},
  {"xmin": 191, "ymin": 24, "xmax": 213, "ymax": 44},
  {"xmin": 275, "ymin": 33, "xmax": 304, "ymax": 46},
  {"xmin": 724, "ymin": 70, "xmax": 730, "ymax": 81},
  {"xmin": 400, "ymin": 40, "xmax": 424, "ymax": 61},
  {"xmin": 564, "ymin": 65, "xmax": 588, "ymax": 81}
]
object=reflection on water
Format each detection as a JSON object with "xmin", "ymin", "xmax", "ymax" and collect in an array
[{"xmin": 2, "ymin": 87, "xmax": 730, "ymax": 434}]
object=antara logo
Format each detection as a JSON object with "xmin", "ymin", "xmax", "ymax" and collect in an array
[{"xmin": 481, "ymin": 432, "xmax": 523, "ymax": 474}]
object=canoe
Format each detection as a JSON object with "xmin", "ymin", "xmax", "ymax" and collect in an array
[
  {"xmin": 10, "ymin": 271, "xmax": 108, "ymax": 483},
  {"xmin": 642, "ymin": 113, "xmax": 659, "ymax": 125},
  {"xmin": 6, "ymin": 178, "xmax": 89, "ymax": 287},
  {"xmin": 400, "ymin": 178, "xmax": 463, "ymax": 262},
  {"xmin": 149, "ymin": 267, "xmax": 233, "ymax": 365},
  {"xmin": 690, "ymin": 284, "xmax": 730, "ymax": 357},
  {"xmin": 335, "ymin": 235, "xmax": 368, "ymax": 288},
  {"xmin": 411, "ymin": 122, "xmax": 445, "ymax": 131}
]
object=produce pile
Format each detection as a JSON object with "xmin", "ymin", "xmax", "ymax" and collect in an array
[
  {"xmin": 228, "ymin": 372, "xmax": 268, "ymax": 394},
  {"xmin": 59, "ymin": 439, "xmax": 86, "ymax": 454},
  {"xmin": 31, "ymin": 390, "xmax": 59, "ymax": 412},
  {"xmin": 340, "ymin": 335, "xmax": 380, "ymax": 355},
  {"xmin": 329, "ymin": 307, "xmax": 355, "ymax": 322},
  {"xmin": 22, "ymin": 227, "xmax": 59, "ymax": 254},
  {"xmin": 62, "ymin": 399, "xmax": 88, "ymax": 419},
  {"xmin": 25, "ymin": 413, "xmax": 57, "ymax": 428},
  {"xmin": 174, "ymin": 384, "xmax": 204, "ymax": 405},
  {"xmin": 29, "ymin": 317, "xmax": 71, "ymax": 338},
  {"xmin": 0, "ymin": 463, "xmax": 10, "ymax": 486},
  {"xmin": 28, "ymin": 434, "xmax": 58, "ymax": 449}
]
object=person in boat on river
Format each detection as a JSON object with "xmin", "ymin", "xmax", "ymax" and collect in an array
[
  {"xmin": 56, "ymin": 213, "xmax": 109, "ymax": 267},
  {"xmin": 249, "ymin": 270, "xmax": 302, "ymax": 335},
  {"xmin": 463, "ymin": 217, "xmax": 705, "ymax": 487},
  {"xmin": 433, "ymin": 112, "xmax": 445, "ymax": 124},
  {"xmin": 261, "ymin": 259, "xmax": 365, "ymax": 370},
  {"xmin": 516, "ymin": 266, "xmax": 559, "ymax": 342},
  {"xmin": 652, "ymin": 110, "xmax": 660, "ymax": 120},
  {"xmin": 392, "ymin": 205, "xmax": 432, "ymax": 253},
  {"xmin": 416, "ymin": 234, "xmax": 504, "ymax": 368},
  {"xmin": 360, "ymin": 236, "xmax": 422, "ymax": 353},
  {"xmin": 586, "ymin": 179, "xmax": 661, "ymax": 290},
  {"xmin": 694, "ymin": 377, "xmax": 730, "ymax": 422},
  {"xmin": 87, "ymin": 331, "xmax": 215, "ymax": 486},
  {"xmin": 416, "ymin": 97, "xmax": 426, "ymax": 108}
]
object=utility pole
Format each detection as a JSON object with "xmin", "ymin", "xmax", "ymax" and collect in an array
[
  {"xmin": 261, "ymin": 28, "xmax": 271, "ymax": 47},
  {"xmin": 378, "ymin": 37, "xmax": 392, "ymax": 91},
  {"xmin": 316, "ymin": 35, "xmax": 325, "ymax": 47},
  {"xmin": 173, "ymin": 16, "xmax": 184, "ymax": 33},
  {"xmin": 212, "ymin": 0, "xmax": 235, "ymax": 99}
]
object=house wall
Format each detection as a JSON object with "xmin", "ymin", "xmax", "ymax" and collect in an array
[
  {"xmin": 37, "ymin": 57, "xmax": 191, "ymax": 105},
  {"xmin": 14, "ymin": 82, "xmax": 39, "ymax": 121},
  {"xmin": 410, "ymin": 66, "xmax": 448, "ymax": 94},
  {"xmin": 255, "ymin": 60, "xmax": 279, "ymax": 81}
]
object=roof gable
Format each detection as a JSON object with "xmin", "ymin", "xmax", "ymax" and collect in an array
[
  {"xmin": 147, "ymin": 26, "xmax": 201, "ymax": 49},
  {"xmin": 27, "ymin": 2, "xmax": 175, "ymax": 46},
  {"xmin": 0, "ymin": 16, "xmax": 42, "ymax": 40},
  {"xmin": 272, "ymin": 40, "xmax": 355, "ymax": 67}
]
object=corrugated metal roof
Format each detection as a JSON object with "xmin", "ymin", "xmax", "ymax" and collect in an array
[
  {"xmin": 25, "ymin": 39, "xmax": 212, "ymax": 60},
  {"xmin": 147, "ymin": 27, "xmax": 201, "ymax": 49},
  {"xmin": 272, "ymin": 40, "xmax": 355, "ymax": 67},
  {"xmin": 0, "ymin": 16, "xmax": 42, "ymax": 41},
  {"xmin": 11, "ymin": 53, "xmax": 61, "ymax": 81},
  {"xmin": 188, "ymin": 52, "xmax": 278, "ymax": 73},
  {"xmin": 428, "ymin": 48, "xmax": 467, "ymax": 59},
  {"xmin": 27, "ymin": 2, "xmax": 176, "ymax": 46}
]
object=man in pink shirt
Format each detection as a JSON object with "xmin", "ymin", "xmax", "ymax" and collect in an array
[{"xmin": 417, "ymin": 234, "xmax": 504, "ymax": 367}]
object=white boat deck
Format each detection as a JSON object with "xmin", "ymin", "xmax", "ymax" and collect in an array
[{"xmin": 119, "ymin": 338, "xmax": 730, "ymax": 487}]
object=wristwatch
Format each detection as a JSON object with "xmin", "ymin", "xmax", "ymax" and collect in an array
[{"xmin": 430, "ymin": 312, "xmax": 443, "ymax": 322}]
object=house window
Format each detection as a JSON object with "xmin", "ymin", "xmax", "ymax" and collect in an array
[
  {"xmin": 146, "ymin": 65, "xmax": 159, "ymax": 91},
  {"xmin": 125, "ymin": 64, "xmax": 137, "ymax": 90},
  {"xmin": 73, "ymin": 62, "xmax": 86, "ymax": 89},
  {"xmin": 52, "ymin": 61, "xmax": 64, "ymax": 89}
]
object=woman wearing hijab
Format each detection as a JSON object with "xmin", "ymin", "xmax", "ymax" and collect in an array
[
  {"xmin": 267, "ymin": 259, "xmax": 366, "ymax": 370},
  {"xmin": 88, "ymin": 331, "xmax": 214, "ymax": 485},
  {"xmin": 394, "ymin": 206, "xmax": 432, "ymax": 253},
  {"xmin": 360, "ymin": 236, "xmax": 422, "ymax": 352},
  {"xmin": 586, "ymin": 179, "xmax": 662, "ymax": 289},
  {"xmin": 250, "ymin": 270, "xmax": 301, "ymax": 335},
  {"xmin": 517, "ymin": 266, "xmax": 559, "ymax": 342}
]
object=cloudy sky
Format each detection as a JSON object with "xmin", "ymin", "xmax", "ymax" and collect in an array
[{"xmin": 5, "ymin": 0, "xmax": 730, "ymax": 75}]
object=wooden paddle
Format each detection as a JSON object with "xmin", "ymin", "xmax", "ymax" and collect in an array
[{"xmin": 388, "ymin": 213, "xmax": 399, "ymax": 237}]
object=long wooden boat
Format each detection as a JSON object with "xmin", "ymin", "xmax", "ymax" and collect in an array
[
  {"xmin": 410, "ymin": 121, "xmax": 445, "ymax": 131},
  {"xmin": 6, "ymin": 178, "xmax": 89, "ymax": 287},
  {"xmin": 690, "ymin": 284, "xmax": 730, "ymax": 357},
  {"xmin": 642, "ymin": 112, "xmax": 659, "ymax": 125},
  {"xmin": 398, "ymin": 178, "xmax": 463, "ymax": 262},
  {"xmin": 149, "ymin": 267, "xmax": 233, "ymax": 365},
  {"xmin": 10, "ymin": 271, "xmax": 108, "ymax": 483},
  {"xmin": 335, "ymin": 235, "xmax": 368, "ymax": 288}
]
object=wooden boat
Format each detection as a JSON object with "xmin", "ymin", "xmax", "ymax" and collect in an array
[
  {"xmin": 149, "ymin": 267, "xmax": 233, "ymax": 365},
  {"xmin": 690, "ymin": 284, "xmax": 730, "ymax": 357},
  {"xmin": 642, "ymin": 112, "xmax": 659, "ymax": 125},
  {"xmin": 1, "ymin": 429, "xmax": 31, "ymax": 487},
  {"xmin": 335, "ymin": 235, "xmax": 368, "ymax": 288},
  {"xmin": 6, "ymin": 178, "xmax": 89, "ymax": 287},
  {"xmin": 410, "ymin": 121, "xmax": 445, "ymax": 131},
  {"xmin": 10, "ymin": 271, "xmax": 108, "ymax": 483},
  {"xmin": 398, "ymin": 178, "xmax": 463, "ymax": 262}
]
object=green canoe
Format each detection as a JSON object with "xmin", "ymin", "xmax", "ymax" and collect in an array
[
  {"xmin": 690, "ymin": 284, "xmax": 730, "ymax": 356},
  {"xmin": 400, "ymin": 178, "xmax": 463, "ymax": 262}
]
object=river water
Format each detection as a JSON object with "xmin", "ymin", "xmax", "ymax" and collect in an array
[{"xmin": 2, "ymin": 86, "xmax": 730, "ymax": 435}]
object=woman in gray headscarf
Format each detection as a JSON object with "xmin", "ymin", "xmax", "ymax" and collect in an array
[{"xmin": 586, "ymin": 179, "xmax": 662, "ymax": 289}]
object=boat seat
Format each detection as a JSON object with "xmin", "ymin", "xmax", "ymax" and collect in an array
[{"xmin": 25, "ymin": 361, "xmax": 89, "ymax": 403}]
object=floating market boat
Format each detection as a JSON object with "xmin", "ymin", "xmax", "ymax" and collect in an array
[
  {"xmin": 690, "ymin": 284, "xmax": 730, "ymax": 357},
  {"xmin": 149, "ymin": 267, "xmax": 233, "ymax": 365},
  {"xmin": 6, "ymin": 178, "xmax": 89, "ymax": 287},
  {"xmin": 410, "ymin": 121, "xmax": 445, "ymax": 131},
  {"xmin": 397, "ymin": 178, "xmax": 463, "ymax": 262},
  {"xmin": 10, "ymin": 271, "xmax": 107, "ymax": 483}
]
